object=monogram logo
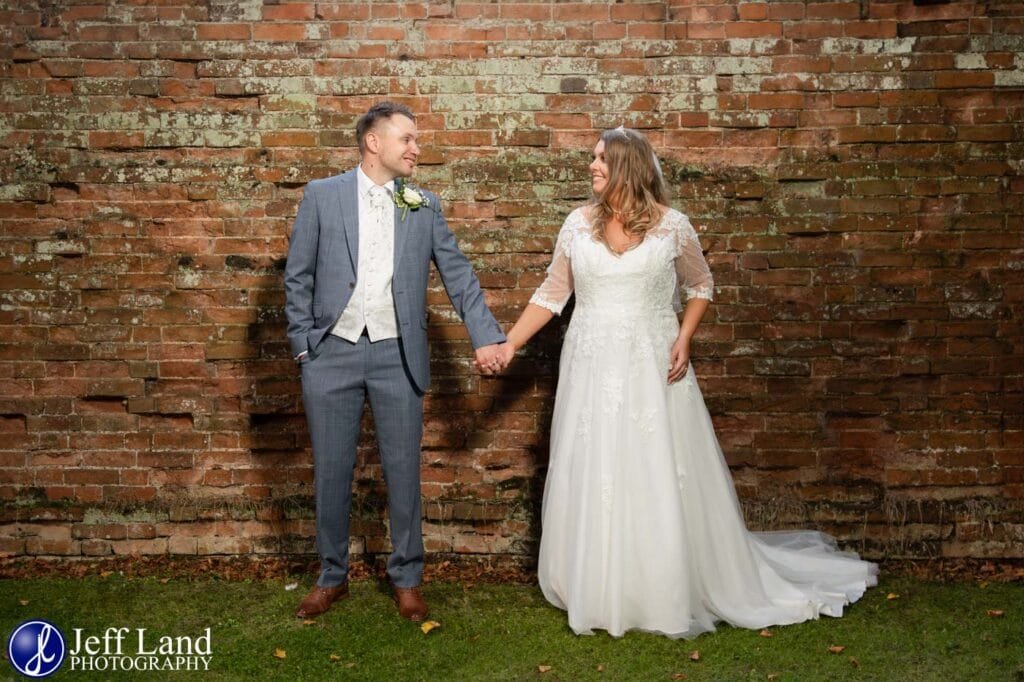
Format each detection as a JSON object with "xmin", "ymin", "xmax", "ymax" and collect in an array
[{"xmin": 7, "ymin": 620, "xmax": 66, "ymax": 678}]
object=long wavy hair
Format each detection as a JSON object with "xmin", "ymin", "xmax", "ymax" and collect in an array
[{"xmin": 590, "ymin": 127, "xmax": 668, "ymax": 252}]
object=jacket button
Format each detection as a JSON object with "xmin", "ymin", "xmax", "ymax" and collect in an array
[{"xmin": 348, "ymin": 282, "xmax": 355, "ymax": 289}]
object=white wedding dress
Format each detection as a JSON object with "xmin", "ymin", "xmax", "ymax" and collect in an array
[{"xmin": 529, "ymin": 207, "xmax": 878, "ymax": 638}]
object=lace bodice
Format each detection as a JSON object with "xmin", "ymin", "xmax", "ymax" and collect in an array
[{"xmin": 530, "ymin": 207, "xmax": 714, "ymax": 316}]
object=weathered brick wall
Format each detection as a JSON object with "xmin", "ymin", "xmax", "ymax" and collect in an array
[{"xmin": 1, "ymin": 1, "xmax": 1022, "ymax": 564}]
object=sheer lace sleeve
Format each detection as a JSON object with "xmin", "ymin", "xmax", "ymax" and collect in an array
[
  {"xmin": 673, "ymin": 212, "xmax": 714, "ymax": 312},
  {"xmin": 529, "ymin": 210, "xmax": 578, "ymax": 315}
]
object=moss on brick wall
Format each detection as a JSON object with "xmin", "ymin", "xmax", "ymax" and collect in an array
[{"xmin": 1, "ymin": 0, "xmax": 1022, "ymax": 562}]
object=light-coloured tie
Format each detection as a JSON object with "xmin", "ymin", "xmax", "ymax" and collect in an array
[{"xmin": 369, "ymin": 186, "xmax": 389, "ymax": 226}]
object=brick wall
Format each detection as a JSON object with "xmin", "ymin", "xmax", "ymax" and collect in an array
[{"xmin": 1, "ymin": 1, "xmax": 1022, "ymax": 564}]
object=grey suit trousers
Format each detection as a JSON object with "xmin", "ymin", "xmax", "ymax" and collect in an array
[{"xmin": 301, "ymin": 333, "xmax": 424, "ymax": 589}]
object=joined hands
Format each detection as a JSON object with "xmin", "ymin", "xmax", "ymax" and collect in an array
[{"xmin": 474, "ymin": 341, "xmax": 515, "ymax": 376}]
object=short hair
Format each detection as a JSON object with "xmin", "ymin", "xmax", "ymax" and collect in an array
[{"xmin": 356, "ymin": 101, "xmax": 416, "ymax": 154}]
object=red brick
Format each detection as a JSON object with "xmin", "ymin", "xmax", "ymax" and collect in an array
[
  {"xmin": 687, "ymin": 22, "xmax": 725, "ymax": 39},
  {"xmin": 844, "ymin": 21, "xmax": 898, "ymax": 38},
  {"xmin": 738, "ymin": 3, "xmax": 769, "ymax": 21},
  {"xmin": 252, "ymin": 23, "xmax": 306, "ymax": 41},
  {"xmin": 423, "ymin": 23, "xmax": 492, "ymax": 41},
  {"xmin": 76, "ymin": 24, "xmax": 138, "ymax": 42},
  {"xmin": 935, "ymin": 71, "xmax": 995, "ymax": 89},
  {"xmin": 500, "ymin": 3, "xmax": 551, "ymax": 20},
  {"xmin": 316, "ymin": 4, "xmax": 368, "ymax": 20},
  {"xmin": 555, "ymin": 4, "xmax": 609, "ymax": 21},
  {"xmin": 783, "ymin": 21, "xmax": 842, "ymax": 39},
  {"xmin": 768, "ymin": 3, "xmax": 805, "ymax": 20},
  {"xmin": 262, "ymin": 3, "xmax": 314, "ymax": 21},
  {"xmin": 806, "ymin": 2, "xmax": 860, "ymax": 20},
  {"xmin": 366, "ymin": 25, "xmax": 405, "ymax": 40},
  {"xmin": 0, "ymin": 3, "xmax": 1020, "ymax": 565},
  {"xmin": 610, "ymin": 3, "xmax": 665, "ymax": 21},
  {"xmin": 726, "ymin": 21, "xmax": 782, "ymax": 38},
  {"xmin": 196, "ymin": 23, "xmax": 250, "ymax": 41}
]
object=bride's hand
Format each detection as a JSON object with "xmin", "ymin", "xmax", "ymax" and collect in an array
[
  {"xmin": 496, "ymin": 340, "xmax": 516, "ymax": 369},
  {"xmin": 668, "ymin": 334, "xmax": 690, "ymax": 383}
]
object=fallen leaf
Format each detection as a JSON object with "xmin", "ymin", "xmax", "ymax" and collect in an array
[
  {"xmin": 689, "ymin": 650, "xmax": 700, "ymax": 661},
  {"xmin": 827, "ymin": 645, "xmax": 846, "ymax": 654},
  {"xmin": 886, "ymin": 592, "xmax": 899, "ymax": 600},
  {"xmin": 159, "ymin": 577, "xmax": 170, "ymax": 584},
  {"xmin": 18, "ymin": 599, "xmax": 29, "ymax": 606},
  {"xmin": 671, "ymin": 674, "xmax": 688, "ymax": 680},
  {"xmin": 284, "ymin": 582, "xmax": 298, "ymax": 591},
  {"xmin": 596, "ymin": 664, "xmax": 605, "ymax": 672},
  {"xmin": 986, "ymin": 609, "xmax": 1004, "ymax": 618},
  {"xmin": 420, "ymin": 620, "xmax": 441, "ymax": 634},
  {"xmin": 979, "ymin": 581, "xmax": 989, "ymax": 589},
  {"xmin": 759, "ymin": 629, "xmax": 773, "ymax": 637},
  {"xmin": 302, "ymin": 619, "xmax": 316, "ymax": 626},
  {"xmin": 767, "ymin": 675, "xmax": 779, "ymax": 682},
  {"xmin": 329, "ymin": 654, "xmax": 341, "ymax": 662},
  {"xmin": 100, "ymin": 570, "xmax": 113, "ymax": 578},
  {"xmin": 273, "ymin": 648, "xmax": 286, "ymax": 660},
  {"xmin": 345, "ymin": 662, "xmax": 356, "ymax": 669},
  {"xmin": 849, "ymin": 656, "xmax": 860, "ymax": 668},
  {"xmin": 538, "ymin": 665, "xmax": 552, "ymax": 673}
]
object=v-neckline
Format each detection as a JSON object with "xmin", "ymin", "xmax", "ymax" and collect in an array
[{"xmin": 579, "ymin": 207, "xmax": 670, "ymax": 258}]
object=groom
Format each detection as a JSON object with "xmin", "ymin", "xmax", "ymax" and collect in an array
[{"xmin": 284, "ymin": 101, "xmax": 507, "ymax": 621}]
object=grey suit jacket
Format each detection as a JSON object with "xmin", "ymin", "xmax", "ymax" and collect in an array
[{"xmin": 284, "ymin": 169, "xmax": 505, "ymax": 393}]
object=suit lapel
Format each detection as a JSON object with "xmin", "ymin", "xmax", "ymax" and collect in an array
[
  {"xmin": 336, "ymin": 171, "xmax": 359, "ymax": 274},
  {"xmin": 392, "ymin": 196, "xmax": 410, "ymax": 270}
]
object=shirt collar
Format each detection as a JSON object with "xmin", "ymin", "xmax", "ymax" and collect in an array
[{"xmin": 357, "ymin": 165, "xmax": 395, "ymax": 197}]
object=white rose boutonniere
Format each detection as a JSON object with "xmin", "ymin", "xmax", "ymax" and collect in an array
[{"xmin": 393, "ymin": 180, "xmax": 429, "ymax": 221}]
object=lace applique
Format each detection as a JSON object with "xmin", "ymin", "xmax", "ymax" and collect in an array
[
  {"xmin": 601, "ymin": 475, "xmax": 614, "ymax": 512},
  {"xmin": 600, "ymin": 372, "xmax": 624, "ymax": 415},
  {"xmin": 529, "ymin": 291, "xmax": 567, "ymax": 314},
  {"xmin": 682, "ymin": 366, "xmax": 696, "ymax": 401},
  {"xmin": 667, "ymin": 210, "xmax": 715, "ymax": 305},
  {"xmin": 528, "ymin": 208, "xmax": 588, "ymax": 316},
  {"xmin": 630, "ymin": 408, "xmax": 658, "ymax": 440},
  {"xmin": 628, "ymin": 335, "xmax": 657, "ymax": 379},
  {"xmin": 685, "ymin": 285, "xmax": 714, "ymax": 300},
  {"xmin": 576, "ymin": 407, "xmax": 592, "ymax": 439}
]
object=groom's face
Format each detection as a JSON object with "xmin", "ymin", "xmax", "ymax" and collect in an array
[{"xmin": 368, "ymin": 114, "xmax": 419, "ymax": 179}]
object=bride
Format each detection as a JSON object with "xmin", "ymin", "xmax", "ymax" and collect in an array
[{"xmin": 491, "ymin": 127, "xmax": 878, "ymax": 638}]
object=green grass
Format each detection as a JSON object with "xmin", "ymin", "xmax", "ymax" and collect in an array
[{"xmin": 1, "ymin": 574, "xmax": 1022, "ymax": 680}]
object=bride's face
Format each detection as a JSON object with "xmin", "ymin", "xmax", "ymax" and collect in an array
[{"xmin": 589, "ymin": 140, "xmax": 609, "ymax": 195}]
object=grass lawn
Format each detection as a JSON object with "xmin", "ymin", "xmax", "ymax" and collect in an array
[{"xmin": 2, "ymin": 573, "xmax": 1022, "ymax": 680}]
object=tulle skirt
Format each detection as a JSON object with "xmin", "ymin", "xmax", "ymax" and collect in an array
[{"xmin": 537, "ymin": 314, "xmax": 878, "ymax": 638}]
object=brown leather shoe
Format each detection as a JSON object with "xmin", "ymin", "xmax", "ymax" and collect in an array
[
  {"xmin": 295, "ymin": 583, "xmax": 349, "ymax": 618},
  {"xmin": 392, "ymin": 585, "xmax": 428, "ymax": 621}
]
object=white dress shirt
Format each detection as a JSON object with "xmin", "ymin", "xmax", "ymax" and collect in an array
[{"xmin": 330, "ymin": 166, "xmax": 400, "ymax": 342}]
